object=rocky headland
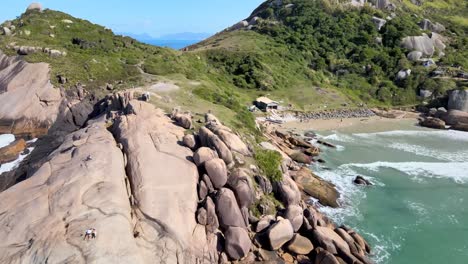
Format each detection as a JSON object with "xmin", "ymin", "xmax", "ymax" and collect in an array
[{"xmin": 0, "ymin": 48, "xmax": 374, "ymax": 264}]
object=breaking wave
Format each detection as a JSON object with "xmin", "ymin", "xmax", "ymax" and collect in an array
[
  {"xmin": 354, "ymin": 129, "xmax": 468, "ymax": 142},
  {"xmin": 343, "ymin": 161, "xmax": 468, "ymax": 184},
  {"xmin": 388, "ymin": 143, "xmax": 468, "ymax": 162}
]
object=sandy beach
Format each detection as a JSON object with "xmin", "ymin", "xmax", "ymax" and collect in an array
[{"xmin": 269, "ymin": 115, "xmax": 421, "ymax": 134}]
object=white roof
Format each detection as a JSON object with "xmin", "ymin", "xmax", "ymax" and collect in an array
[{"xmin": 256, "ymin": 96, "xmax": 279, "ymax": 105}]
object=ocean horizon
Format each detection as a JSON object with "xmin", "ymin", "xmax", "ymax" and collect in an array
[{"xmin": 139, "ymin": 39, "xmax": 199, "ymax": 50}]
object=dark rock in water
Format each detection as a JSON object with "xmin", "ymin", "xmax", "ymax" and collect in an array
[
  {"xmin": 353, "ymin": 176, "xmax": 373, "ymax": 186},
  {"xmin": 451, "ymin": 122, "xmax": 468, "ymax": 132},
  {"xmin": 304, "ymin": 131, "xmax": 316, "ymax": 138},
  {"xmin": 317, "ymin": 140, "xmax": 336, "ymax": 148},
  {"xmin": 317, "ymin": 158, "xmax": 326, "ymax": 163},
  {"xmin": 21, "ymin": 148, "xmax": 30, "ymax": 155},
  {"xmin": 443, "ymin": 110, "xmax": 468, "ymax": 125},
  {"xmin": 419, "ymin": 117, "xmax": 445, "ymax": 129},
  {"xmin": 292, "ymin": 167, "xmax": 339, "ymax": 208}
]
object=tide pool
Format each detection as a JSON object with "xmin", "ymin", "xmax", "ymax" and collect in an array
[{"xmin": 311, "ymin": 124, "xmax": 468, "ymax": 264}]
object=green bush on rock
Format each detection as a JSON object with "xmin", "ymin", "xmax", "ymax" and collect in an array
[{"xmin": 254, "ymin": 149, "xmax": 283, "ymax": 183}]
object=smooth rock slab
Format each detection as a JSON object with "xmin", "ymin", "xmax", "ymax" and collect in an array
[
  {"xmin": 205, "ymin": 158, "xmax": 228, "ymax": 189},
  {"xmin": 284, "ymin": 205, "xmax": 304, "ymax": 232},
  {"xmin": 224, "ymin": 226, "xmax": 251, "ymax": 260},
  {"xmin": 287, "ymin": 234, "xmax": 314, "ymax": 255},
  {"xmin": 193, "ymin": 147, "xmax": 218, "ymax": 166},
  {"xmin": 215, "ymin": 188, "xmax": 246, "ymax": 229},
  {"xmin": 267, "ymin": 218, "xmax": 294, "ymax": 250}
]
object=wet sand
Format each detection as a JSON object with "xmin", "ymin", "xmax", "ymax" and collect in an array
[{"xmin": 269, "ymin": 116, "xmax": 420, "ymax": 133}]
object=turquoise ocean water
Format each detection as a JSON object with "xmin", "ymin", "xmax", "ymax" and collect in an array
[{"xmin": 310, "ymin": 121, "xmax": 468, "ymax": 264}]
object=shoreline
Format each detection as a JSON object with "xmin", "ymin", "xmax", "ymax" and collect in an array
[{"xmin": 267, "ymin": 115, "xmax": 421, "ymax": 134}]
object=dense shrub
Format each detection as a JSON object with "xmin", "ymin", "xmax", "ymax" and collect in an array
[{"xmin": 254, "ymin": 149, "xmax": 283, "ymax": 182}]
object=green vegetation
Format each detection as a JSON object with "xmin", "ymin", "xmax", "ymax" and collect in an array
[
  {"xmin": 254, "ymin": 149, "xmax": 283, "ymax": 182},
  {"xmin": 0, "ymin": 0, "xmax": 467, "ymax": 134},
  {"xmin": 0, "ymin": 8, "xmax": 261, "ymax": 137},
  {"xmin": 191, "ymin": 0, "xmax": 467, "ymax": 107}
]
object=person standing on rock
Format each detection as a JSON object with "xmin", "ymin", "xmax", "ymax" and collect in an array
[
  {"xmin": 84, "ymin": 228, "xmax": 92, "ymax": 241},
  {"xmin": 91, "ymin": 228, "xmax": 97, "ymax": 239}
]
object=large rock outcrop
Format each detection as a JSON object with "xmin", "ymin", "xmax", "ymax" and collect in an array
[
  {"xmin": 0, "ymin": 122, "xmax": 145, "ymax": 263},
  {"xmin": 0, "ymin": 99, "xmax": 217, "ymax": 263},
  {"xmin": 26, "ymin": 2, "xmax": 43, "ymax": 12},
  {"xmin": 292, "ymin": 167, "xmax": 339, "ymax": 208},
  {"xmin": 443, "ymin": 110, "xmax": 468, "ymax": 125},
  {"xmin": 401, "ymin": 33, "xmax": 446, "ymax": 57},
  {"xmin": 112, "ymin": 100, "xmax": 210, "ymax": 263},
  {"xmin": 448, "ymin": 89, "xmax": 468, "ymax": 112},
  {"xmin": 0, "ymin": 51, "xmax": 62, "ymax": 138}
]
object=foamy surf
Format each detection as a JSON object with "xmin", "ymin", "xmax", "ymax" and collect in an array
[
  {"xmin": 343, "ymin": 161, "xmax": 468, "ymax": 184},
  {"xmin": 354, "ymin": 129, "xmax": 468, "ymax": 142},
  {"xmin": 312, "ymin": 164, "xmax": 384, "ymax": 224},
  {"xmin": 0, "ymin": 137, "xmax": 36, "ymax": 174},
  {"xmin": 323, "ymin": 133, "xmax": 356, "ymax": 143},
  {"xmin": 388, "ymin": 142, "xmax": 468, "ymax": 162},
  {"xmin": 0, "ymin": 134, "xmax": 15, "ymax": 148}
]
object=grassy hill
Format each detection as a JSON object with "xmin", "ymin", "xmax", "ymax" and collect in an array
[
  {"xmin": 0, "ymin": 1, "xmax": 467, "ymax": 136},
  {"xmin": 190, "ymin": 0, "xmax": 467, "ymax": 108},
  {"xmin": 0, "ymin": 8, "xmax": 262, "ymax": 136}
]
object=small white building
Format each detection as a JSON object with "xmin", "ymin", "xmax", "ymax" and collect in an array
[{"xmin": 255, "ymin": 96, "xmax": 280, "ymax": 111}]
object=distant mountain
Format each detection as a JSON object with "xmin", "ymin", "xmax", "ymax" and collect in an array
[{"xmin": 157, "ymin": 32, "xmax": 212, "ymax": 41}]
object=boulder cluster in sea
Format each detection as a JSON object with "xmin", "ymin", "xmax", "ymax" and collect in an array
[
  {"xmin": 295, "ymin": 109, "xmax": 375, "ymax": 121},
  {"xmin": 418, "ymin": 106, "xmax": 468, "ymax": 132}
]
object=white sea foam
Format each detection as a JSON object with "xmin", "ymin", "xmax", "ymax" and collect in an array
[
  {"xmin": 0, "ymin": 134, "xmax": 15, "ymax": 148},
  {"xmin": 336, "ymin": 144, "xmax": 346, "ymax": 151},
  {"xmin": 354, "ymin": 129, "xmax": 468, "ymax": 142},
  {"xmin": 0, "ymin": 147, "xmax": 34, "ymax": 174},
  {"xmin": 344, "ymin": 161, "xmax": 468, "ymax": 184},
  {"xmin": 323, "ymin": 133, "xmax": 356, "ymax": 143},
  {"xmin": 312, "ymin": 165, "xmax": 384, "ymax": 224},
  {"xmin": 389, "ymin": 142, "xmax": 468, "ymax": 162},
  {"xmin": 363, "ymin": 230, "xmax": 402, "ymax": 264}
]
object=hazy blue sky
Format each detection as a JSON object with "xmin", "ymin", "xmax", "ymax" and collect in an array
[{"xmin": 1, "ymin": 1, "xmax": 265, "ymax": 37}]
